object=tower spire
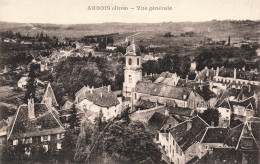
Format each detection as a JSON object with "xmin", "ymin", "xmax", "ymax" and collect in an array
[{"xmin": 132, "ymin": 38, "xmax": 135, "ymax": 52}]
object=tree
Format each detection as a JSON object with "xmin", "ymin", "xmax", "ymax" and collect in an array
[
  {"xmin": 98, "ymin": 109, "xmax": 104, "ymax": 131},
  {"xmin": 74, "ymin": 117, "xmax": 97, "ymax": 162},
  {"xmin": 58, "ymin": 129, "xmax": 78, "ymax": 163},
  {"xmin": 164, "ymin": 32, "xmax": 173, "ymax": 38},
  {"xmin": 68, "ymin": 104, "xmax": 80, "ymax": 129},
  {"xmin": 177, "ymin": 56, "xmax": 191, "ymax": 78},
  {"xmin": 24, "ymin": 64, "xmax": 38, "ymax": 103},
  {"xmin": 199, "ymin": 108, "xmax": 220, "ymax": 126},
  {"xmin": 1, "ymin": 141, "xmax": 15, "ymax": 163},
  {"xmin": 101, "ymin": 120, "xmax": 162, "ymax": 163}
]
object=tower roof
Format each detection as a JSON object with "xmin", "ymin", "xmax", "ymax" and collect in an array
[{"xmin": 126, "ymin": 38, "xmax": 141, "ymax": 56}]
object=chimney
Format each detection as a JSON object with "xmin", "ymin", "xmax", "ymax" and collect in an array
[
  {"xmin": 107, "ymin": 85, "xmax": 111, "ymax": 92},
  {"xmin": 206, "ymin": 70, "xmax": 209, "ymax": 77},
  {"xmin": 28, "ymin": 98, "xmax": 35, "ymax": 119},
  {"xmin": 216, "ymin": 67, "xmax": 219, "ymax": 77},
  {"xmin": 187, "ymin": 120, "xmax": 192, "ymax": 131},
  {"xmin": 200, "ymin": 85, "xmax": 203, "ymax": 91},
  {"xmin": 234, "ymin": 68, "xmax": 237, "ymax": 80},
  {"xmin": 209, "ymin": 81, "xmax": 213, "ymax": 91},
  {"xmin": 90, "ymin": 86, "xmax": 94, "ymax": 94},
  {"xmin": 183, "ymin": 94, "xmax": 187, "ymax": 100},
  {"xmin": 165, "ymin": 109, "xmax": 169, "ymax": 116},
  {"xmin": 211, "ymin": 120, "xmax": 214, "ymax": 127},
  {"xmin": 100, "ymin": 92, "xmax": 103, "ymax": 98},
  {"xmin": 248, "ymin": 85, "xmax": 251, "ymax": 93}
]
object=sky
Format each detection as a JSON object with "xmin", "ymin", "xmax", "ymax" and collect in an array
[{"xmin": 0, "ymin": 0, "xmax": 260, "ymax": 24}]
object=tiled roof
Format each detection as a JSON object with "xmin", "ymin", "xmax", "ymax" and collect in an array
[
  {"xmin": 147, "ymin": 112, "xmax": 169, "ymax": 133},
  {"xmin": 135, "ymin": 99, "xmax": 157, "ymax": 109},
  {"xmin": 62, "ymin": 100, "xmax": 74, "ymax": 110},
  {"xmin": 154, "ymin": 72, "xmax": 179, "ymax": 86},
  {"xmin": 75, "ymin": 85, "xmax": 90, "ymax": 97},
  {"xmin": 77, "ymin": 86, "xmax": 120, "ymax": 108},
  {"xmin": 229, "ymin": 97, "xmax": 256, "ymax": 109},
  {"xmin": 0, "ymin": 120, "xmax": 8, "ymax": 129},
  {"xmin": 194, "ymin": 87, "xmax": 216, "ymax": 101},
  {"xmin": 166, "ymin": 106, "xmax": 195, "ymax": 117},
  {"xmin": 41, "ymin": 83, "xmax": 59, "ymax": 107},
  {"xmin": 169, "ymin": 116, "xmax": 209, "ymax": 151},
  {"xmin": 215, "ymin": 98, "xmax": 232, "ymax": 109},
  {"xmin": 8, "ymin": 103, "xmax": 65, "ymax": 140},
  {"xmin": 201, "ymin": 127, "xmax": 229, "ymax": 143},
  {"xmin": 237, "ymin": 123, "xmax": 259, "ymax": 150},
  {"xmin": 198, "ymin": 148, "xmax": 242, "ymax": 164},
  {"xmin": 130, "ymin": 106, "xmax": 165, "ymax": 122},
  {"xmin": 135, "ymin": 81, "xmax": 192, "ymax": 100},
  {"xmin": 224, "ymin": 124, "xmax": 244, "ymax": 147},
  {"xmin": 195, "ymin": 69, "xmax": 215, "ymax": 82}
]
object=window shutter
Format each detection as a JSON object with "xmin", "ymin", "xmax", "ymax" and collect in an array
[
  {"xmin": 41, "ymin": 136, "xmax": 43, "ymax": 142},
  {"xmin": 48, "ymin": 135, "xmax": 51, "ymax": 141}
]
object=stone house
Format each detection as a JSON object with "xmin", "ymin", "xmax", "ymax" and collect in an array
[
  {"xmin": 7, "ymin": 97, "xmax": 65, "ymax": 153},
  {"xmin": 75, "ymin": 85, "xmax": 122, "ymax": 121}
]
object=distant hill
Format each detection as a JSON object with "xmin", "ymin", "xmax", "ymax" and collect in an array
[{"xmin": 0, "ymin": 20, "xmax": 259, "ymax": 40}]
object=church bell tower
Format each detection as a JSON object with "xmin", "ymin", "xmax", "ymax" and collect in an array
[{"xmin": 123, "ymin": 39, "xmax": 142, "ymax": 98}]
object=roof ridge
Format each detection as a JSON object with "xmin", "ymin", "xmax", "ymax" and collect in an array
[
  {"xmin": 246, "ymin": 122, "xmax": 260, "ymax": 149},
  {"xmin": 168, "ymin": 118, "xmax": 190, "ymax": 131},
  {"xmin": 197, "ymin": 115, "xmax": 210, "ymax": 127},
  {"xmin": 7, "ymin": 105, "xmax": 22, "ymax": 140},
  {"xmin": 230, "ymin": 123, "xmax": 244, "ymax": 130},
  {"xmin": 45, "ymin": 104, "xmax": 65, "ymax": 130},
  {"xmin": 235, "ymin": 123, "xmax": 245, "ymax": 150},
  {"xmin": 200, "ymin": 127, "xmax": 209, "ymax": 143}
]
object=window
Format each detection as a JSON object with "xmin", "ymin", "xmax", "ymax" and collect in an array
[
  {"xmin": 129, "ymin": 75, "xmax": 132, "ymax": 83},
  {"xmin": 137, "ymin": 58, "xmax": 140, "ymax": 65},
  {"xmin": 135, "ymin": 93, "xmax": 137, "ymax": 100},
  {"xmin": 180, "ymin": 150, "xmax": 182, "ymax": 156},
  {"xmin": 25, "ymin": 147, "xmax": 31, "ymax": 156},
  {"xmin": 57, "ymin": 143, "xmax": 62, "ymax": 150},
  {"xmin": 128, "ymin": 58, "xmax": 132, "ymax": 65},
  {"xmin": 57, "ymin": 134, "xmax": 61, "ymax": 140},
  {"xmin": 24, "ymin": 137, "xmax": 32, "ymax": 144},
  {"xmin": 43, "ymin": 135, "xmax": 48, "ymax": 141},
  {"xmin": 205, "ymin": 145, "xmax": 208, "ymax": 150},
  {"xmin": 13, "ymin": 139, "xmax": 18, "ymax": 145},
  {"xmin": 172, "ymin": 139, "xmax": 174, "ymax": 145},
  {"xmin": 43, "ymin": 144, "xmax": 48, "ymax": 152},
  {"xmin": 226, "ymin": 110, "xmax": 229, "ymax": 113}
]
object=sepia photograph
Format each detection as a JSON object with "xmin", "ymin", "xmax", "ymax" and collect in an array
[{"xmin": 0, "ymin": 0, "xmax": 260, "ymax": 163}]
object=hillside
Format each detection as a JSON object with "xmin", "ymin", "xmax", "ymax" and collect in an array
[{"xmin": 1, "ymin": 20, "xmax": 259, "ymax": 42}]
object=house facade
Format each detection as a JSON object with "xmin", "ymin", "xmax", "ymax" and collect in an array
[
  {"xmin": 7, "ymin": 98, "xmax": 65, "ymax": 153},
  {"xmin": 75, "ymin": 85, "xmax": 122, "ymax": 121}
]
